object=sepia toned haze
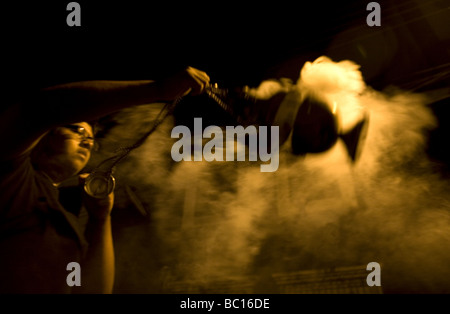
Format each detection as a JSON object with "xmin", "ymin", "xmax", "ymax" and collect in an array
[{"xmin": 88, "ymin": 60, "xmax": 450, "ymax": 294}]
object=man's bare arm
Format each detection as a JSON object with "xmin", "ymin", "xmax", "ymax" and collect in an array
[{"xmin": 0, "ymin": 67, "xmax": 210, "ymax": 159}]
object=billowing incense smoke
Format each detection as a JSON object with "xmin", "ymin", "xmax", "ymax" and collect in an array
[{"xmin": 88, "ymin": 59, "xmax": 450, "ymax": 294}]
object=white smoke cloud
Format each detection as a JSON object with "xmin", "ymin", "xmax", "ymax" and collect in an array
[{"xmin": 89, "ymin": 63, "xmax": 450, "ymax": 294}]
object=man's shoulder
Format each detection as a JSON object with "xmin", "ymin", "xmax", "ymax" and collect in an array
[{"xmin": 0, "ymin": 151, "xmax": 32, "ymax": 178}]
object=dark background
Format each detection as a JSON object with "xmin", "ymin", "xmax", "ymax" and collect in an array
[{"xmin": 5, "ymin": 1, "xmax": 448, "ymax": 87}]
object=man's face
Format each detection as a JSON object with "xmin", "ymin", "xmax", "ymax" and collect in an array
[{"xmin": 35, "ymin": 122, "xmax": 95, "ymax": 179}]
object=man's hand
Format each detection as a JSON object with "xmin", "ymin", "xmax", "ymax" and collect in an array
[
  {"xmin": 158, "ymin": 66, "xmax": 210, "ymax": 101},
  {"xmin": 77, "ymin": 173, "xmax": 115, "ymax": 294},
  {"xmin": 79, "ymin": 173, "xmax": 114, "ymax": 221}
]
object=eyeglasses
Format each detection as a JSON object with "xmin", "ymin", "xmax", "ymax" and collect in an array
[{"xmin": 62, "ymin": 124, "xmax": 97, "ymax": 149}]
